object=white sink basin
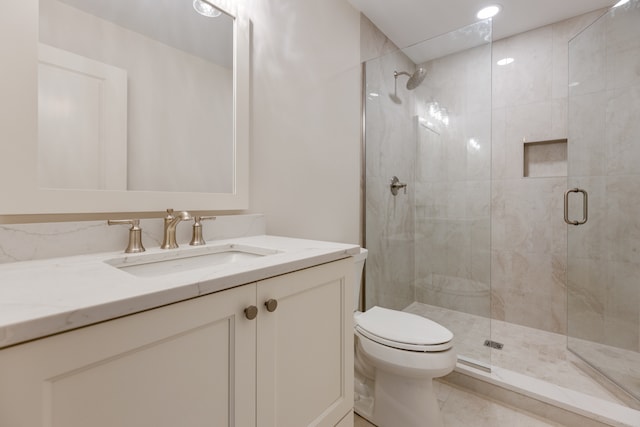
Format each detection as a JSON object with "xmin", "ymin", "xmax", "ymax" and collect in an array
[{"xmin": 105, "ymin": 244, "xmax": 280, "ymax": 277}]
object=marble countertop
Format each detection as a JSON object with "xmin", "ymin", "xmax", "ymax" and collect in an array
[{"xmin": 0, "ymin": 235, "xmax": 360, "ymax": 349}]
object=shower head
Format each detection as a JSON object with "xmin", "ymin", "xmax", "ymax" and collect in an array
[{"xmin": 394, "ymin": 68, "xmax": 427, "ymax": 90}]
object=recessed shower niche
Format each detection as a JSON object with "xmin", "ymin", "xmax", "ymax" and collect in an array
[{"xmin": 523, "ymin": 139, "xmax": 568, "ymax": 178}]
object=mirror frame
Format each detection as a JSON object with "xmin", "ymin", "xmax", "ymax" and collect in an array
[{"xmin": 0, "ymin": 0, "xmax": 249, "ymax": 215}]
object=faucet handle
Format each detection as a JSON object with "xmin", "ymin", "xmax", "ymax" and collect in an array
[
  {"xmin": 107, "ymin": 219, "xmax": 146, "ymax": 253},
  {"xmin": 189, "ymin": 216, "xmax": 217, "ymax": 246}
]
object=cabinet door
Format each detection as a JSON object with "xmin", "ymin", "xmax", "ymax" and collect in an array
[
  {"xmin": 257, "ymin": 259, "xmax": 354, "ymax": 427},
  {"xmin": 0, "ymin": 284, "xmax": 256, "ymax": 427}
]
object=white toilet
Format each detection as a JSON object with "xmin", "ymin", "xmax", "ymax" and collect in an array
[{"xmin": 352, "ymin": 249, "xmax": 456, "ymax": 427}]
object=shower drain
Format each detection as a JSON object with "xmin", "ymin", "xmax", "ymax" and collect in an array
[{"xmin": 484, "ymin": 339, "xmax": 504, "ymax": 350}]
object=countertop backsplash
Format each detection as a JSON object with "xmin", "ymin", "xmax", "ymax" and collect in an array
[{"xmin": 0, "ymin": 214, "xmax": 266, "ymax": 264}]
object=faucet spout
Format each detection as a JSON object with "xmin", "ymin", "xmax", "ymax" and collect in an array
[{"xmin": 161, "ymin": 209, "xmax": 191, "ymax": 249}]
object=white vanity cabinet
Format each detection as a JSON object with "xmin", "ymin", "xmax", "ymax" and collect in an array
[
  {"xmin": 0, "ymin": 258, "xmax": 354, "ymax": 427},
  {"xmin": 256, "ymin": 258, "xmax": 354, "ymax": 427},
  {"xmin": 0, "ymin": 282, "xmax": 257, "ymax": 427}
]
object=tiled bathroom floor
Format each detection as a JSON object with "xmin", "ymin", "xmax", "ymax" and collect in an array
[
  {"xmin": 404, "ymin": 302, "xmax": 631, "ymax": 405},
  {"xmin": 354, "ymin": 380, "xmax": 567, "ymax": 427}
]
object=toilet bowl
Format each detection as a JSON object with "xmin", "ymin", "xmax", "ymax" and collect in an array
[{"xmin": 352, "ymin": 249, "xmax": 456, "ymax": 427}]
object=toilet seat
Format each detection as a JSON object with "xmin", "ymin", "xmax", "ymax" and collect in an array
[{"xmin": 355, "ymin": 306, "xmax": 453, "ymax": 352}]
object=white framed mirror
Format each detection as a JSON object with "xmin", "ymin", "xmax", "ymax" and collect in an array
[{"xmin": 0, "ymin": 0, "xmax": 249, "ymax": 215}]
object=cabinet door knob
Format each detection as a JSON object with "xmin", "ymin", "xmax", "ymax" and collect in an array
[
  {"xmin": 244, "ymin": 305, "xmax": 258, "ymax": 320},
  {"xmin": 265, "ymin": 299, "xmax": 278, "ymax": 312}
]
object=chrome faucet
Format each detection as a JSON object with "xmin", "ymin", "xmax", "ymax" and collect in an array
[{"xmin": 161, "ymin": 209, "xmax": 192, "ymax": 249}]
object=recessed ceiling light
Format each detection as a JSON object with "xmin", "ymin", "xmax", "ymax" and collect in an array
[
  {"xmin": 477, "ymin": 5, "xmax": 502, "ymax": 20},
  {"xmin": 496, "ymin": 57, "xmax": 514, "ymax": 66},
  {"xmin": 193, "ymin": 0, "xmax": 222, "ymax": 18},
  {"xmin": 613, "ymin": 0, "xmax": 629, "ymax": 7}
]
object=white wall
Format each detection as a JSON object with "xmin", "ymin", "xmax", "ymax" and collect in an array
[{"xmin": 244, "ymin": 0, "xmax": 362, "ymax": 244}]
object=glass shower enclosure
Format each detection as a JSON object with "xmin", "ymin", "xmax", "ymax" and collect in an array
[
  {"xmin": 567, "ymin": 0, "xmax": 640, "ymax": 401},
  {"xmin": 363, "ymin": 19, "xmax": 493, "ymax": 368}
]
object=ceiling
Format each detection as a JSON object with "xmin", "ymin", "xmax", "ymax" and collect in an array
[{"xmin": 349, "ymin": 0, "xmax": 615, "ymax": 60}]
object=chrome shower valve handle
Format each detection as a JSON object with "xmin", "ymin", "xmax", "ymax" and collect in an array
[{"xmin": 390, "ymin": 176, "xmax": 408, "ymax": 196}]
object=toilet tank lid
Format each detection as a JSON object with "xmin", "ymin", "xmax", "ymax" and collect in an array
[{"xmin": 356, "ymin": 306, "xmax": 453, "ymax": 346}]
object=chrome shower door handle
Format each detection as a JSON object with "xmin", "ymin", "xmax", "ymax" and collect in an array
[{"xmin": 564, "ymin": 188, "xmax": 588, "ymax": 226}]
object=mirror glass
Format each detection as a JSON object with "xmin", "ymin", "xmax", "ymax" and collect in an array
[{"xmin": 38, "ymin": 0, "xmax": 234, "ymax": 193}]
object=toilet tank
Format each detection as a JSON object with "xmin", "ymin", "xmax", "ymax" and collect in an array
[{"xmin": 352, "ymin": 248, "xmax": 368, "ymax": 311}]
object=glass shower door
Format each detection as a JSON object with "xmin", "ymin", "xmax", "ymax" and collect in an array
[{"xmin": 566, "ymin": 0, "xmax": 640, "ymax": 401}]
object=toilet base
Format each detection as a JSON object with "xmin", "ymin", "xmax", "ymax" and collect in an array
[
  {"xmin": 356, "ymin": 369, "xmax": 444, "ymax": 427},
  {"xmin": 375, "ymin": 370, "xmax": 443, "ymax": 427}
]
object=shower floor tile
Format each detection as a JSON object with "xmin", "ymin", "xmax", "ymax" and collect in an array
[
  {"xmin": 404, "ymin": 302, "xmax": 631, "ymax": 405},
  {"xmin": 404, "ymin": 301, "xmax": 491, "ymax": 366}
]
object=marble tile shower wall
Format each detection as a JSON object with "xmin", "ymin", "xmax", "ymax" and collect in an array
[
  {"xmin": 362, "ymin": 17, "xmax": 417, "ymax": 311},
  {"xmin": 567, "ymin": 2, "xmax": 640, "ymax": 352},
  {"xmin": 412, "ymin": 42, "xmax": 492, "ymax": 318},
  {"xmin": 491, "ymin": 10, "xmax": 606, "ymax": 334}
]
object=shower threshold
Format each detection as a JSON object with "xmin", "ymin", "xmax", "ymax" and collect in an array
[{"xmin": 446, "ymin": 363, "xmax": 639, "ymax": 427}]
